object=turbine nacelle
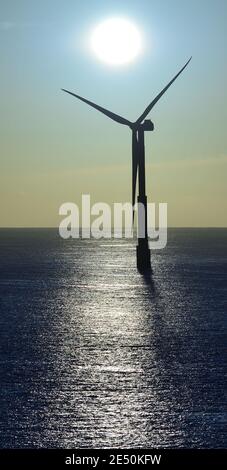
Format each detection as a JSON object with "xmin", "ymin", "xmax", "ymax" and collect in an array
[
  {"xmin": 142, "ymin": 119, "xmax": 154, "ymax": 131},
  {"xmin": 131, "ymin": 119, "xmax": 154, "ymax": 132}
]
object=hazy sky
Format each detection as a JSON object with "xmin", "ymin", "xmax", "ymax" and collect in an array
[{"xmin": 0, "ymin": 0, "xmax": 227, "ymax": 227}]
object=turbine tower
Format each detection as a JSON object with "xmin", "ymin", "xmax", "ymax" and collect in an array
[{"xmin": 62, "ymin": 57, "xmax": 191, "ymax": 272}]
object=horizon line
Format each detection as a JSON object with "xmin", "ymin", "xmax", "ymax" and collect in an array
[{"xmin": 0, "ymin": 227, "xmax": 227, "ymax": 230}]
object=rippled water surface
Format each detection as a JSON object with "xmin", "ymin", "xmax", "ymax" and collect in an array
[{"xmin": 0, "ymin": 229, "xmax": 226, "ymax": 448}]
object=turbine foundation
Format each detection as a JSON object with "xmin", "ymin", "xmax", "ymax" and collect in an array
[{"xmin": 136, "ymin": 238, "xmax": 151, "ymax": 272}]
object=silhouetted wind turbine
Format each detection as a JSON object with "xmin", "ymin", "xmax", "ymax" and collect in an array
[{"xmin": 62, "ymin": 57, "xmax": 191, "ymax": 272}]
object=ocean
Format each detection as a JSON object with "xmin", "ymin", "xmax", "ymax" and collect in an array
[{"xmin": 0, "ymin": 228, "xmax": 226, "ymax": 448}]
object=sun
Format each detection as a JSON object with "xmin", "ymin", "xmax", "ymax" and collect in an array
[{"xmin": 90, "ymin": 18, "xmax": 143, "ymax": 66}]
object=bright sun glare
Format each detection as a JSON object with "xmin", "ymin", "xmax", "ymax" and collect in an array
[{"xmin": 90, "ymin": 18, "xmax": 143, "ymax": 66}]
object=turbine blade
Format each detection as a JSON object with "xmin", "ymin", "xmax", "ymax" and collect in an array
[
  {"xmin": 132, "ymin": 131, "xmax": 138, "ymax": 225},
  {"xmin": 136, "ymin": 57, "xmax": 192, "ymax": 124},
  {"xmin": 61, "ymin": 89, "xmax": 132, "ymax": 127}
]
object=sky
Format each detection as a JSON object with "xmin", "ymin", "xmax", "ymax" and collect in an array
[{"xmin": 0, "ymin": 0, "xmax": 227, "ymax": 227}]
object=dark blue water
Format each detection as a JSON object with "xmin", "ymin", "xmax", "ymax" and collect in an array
[{"xmin": 0, "ymin": 229, "xmax": 226, "ymax": 448}]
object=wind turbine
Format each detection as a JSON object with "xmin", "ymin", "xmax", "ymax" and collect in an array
[{"xmin": 62, "ymin": 57, "xmax": 191, "ymax": 272}]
